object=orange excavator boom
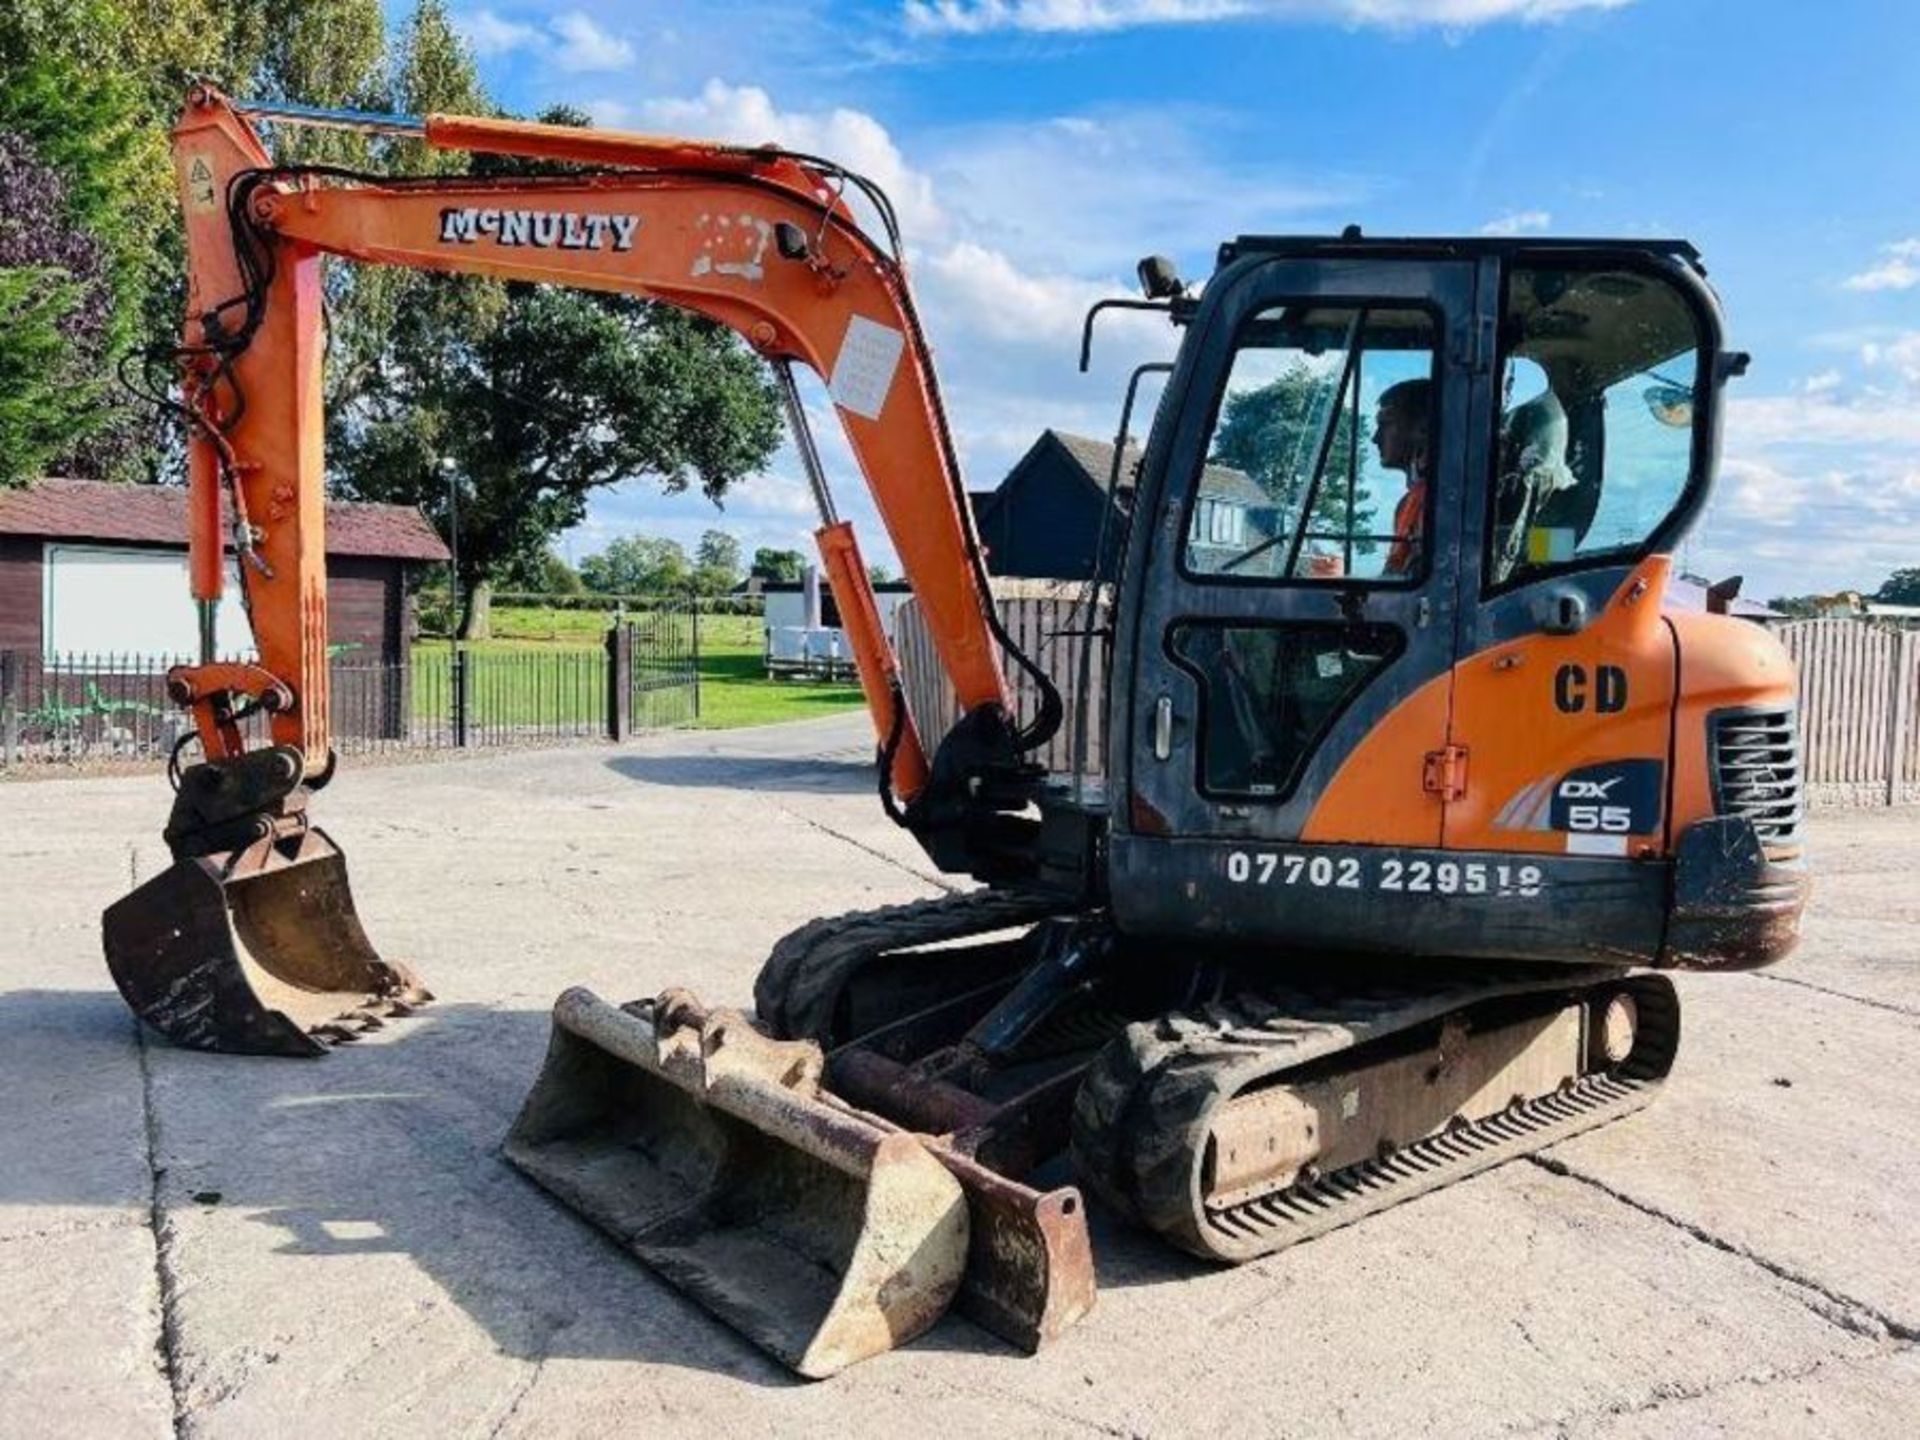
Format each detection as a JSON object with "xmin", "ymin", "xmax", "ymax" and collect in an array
[
  {"xmin": 107, "ymin": 85, "xmax": 1061, "ymax": 1060},
  {"xmin": 167, "ymin": 85, "xmax": 1044, "ymax": 800}
]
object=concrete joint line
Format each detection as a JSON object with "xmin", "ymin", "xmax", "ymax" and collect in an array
[
  {"xmin": 1749, "ymin": 969, "xmax": 1920, "ymax": 1021},
  {"xmin": 484, "ymin": 1315, "xmax": 566, "ymax": 1439},
  {"xmin": 1510, "ymin": 1343, "xmax": 1917, "ymax": 1437},
  {"xmin": 1530, "ymin": 1154, "xmax": 1920, "ymax": 1343},
  {"xmin": 135, "ymin": 1023, "xmax": 191, "ymax": 1440},
  {"xmin": 774, "ymin": 803, "xmax": 961, "ymax": 893},
  {"xmin": 484, "ymin": 1356, "xmax": 546, "ymax": 1440},
  {"xmin": 961, "ymin": 1379, "xmax": 1136, "ymax": 1439}
]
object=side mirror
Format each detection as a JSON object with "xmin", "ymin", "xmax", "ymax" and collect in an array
[
  {"xmin": 1643, "ymin": 382, "xmax": 1694, "ymax": 429},
  {"xmin": 1137, "ymin": 255, "xmax": 1184, "ymax": 300}
]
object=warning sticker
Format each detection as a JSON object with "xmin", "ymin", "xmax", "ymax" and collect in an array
[
  {"xmin": 830, "ymin": 314, "xmax": 905, "ymax": 420},
  {"xmin": 185, "ymin": 155, "xmax": 218, "ymax": 214}
]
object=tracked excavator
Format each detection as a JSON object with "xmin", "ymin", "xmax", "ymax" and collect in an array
[{"xmin": 105, "ymin": 85, "xmax": 1808, "ymax": 1376}]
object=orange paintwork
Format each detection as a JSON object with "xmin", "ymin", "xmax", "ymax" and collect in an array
[
  {"xmin": 1665, "ymin": 608, "xmax": 1797, "ymax": 846},
  {"xmin": 1308, "ymin": 558, "xmax": 1698, "ymax": 855},
  {"xmin": 169, "ymin": 87, "xmax": 1009, "ymax": 790},
  {"xmin": 1298, "ymin": 674, "xmax": 1450, "ymax": 846},
  {"xmin": 172, "ymin": 95, "xmax": 331, "ymax": 763},
  {"xmin": 816, "ymin": 520, "xmax": 931, "ymax": 798},
  {"xmin": 1443, "ymin": 558, "xmax": 1675, "ymax": 854},
  {"xmin": 1306, "ymin": 557, "xmax": 1799, "ymax": 858},
  {"xmin": 426, "ymin": 113, "xmax": 779, "ymax": 178},
  {"xmin": 185, "ymin": 441, "xmax": 222, "ymax": 603},
  {"xmin": 168, "ymin": 661, "xmax": 294, "ymax": 757}
]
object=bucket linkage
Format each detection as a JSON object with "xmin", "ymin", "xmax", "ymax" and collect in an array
[{"xmin": 102, "ymin": 746, "xmax": 428, "ymax": 1057}]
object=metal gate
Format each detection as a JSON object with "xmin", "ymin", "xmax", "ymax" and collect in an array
[{"xmin": 619, "ymin": 601, "xmax": 701, "ymax": 735}]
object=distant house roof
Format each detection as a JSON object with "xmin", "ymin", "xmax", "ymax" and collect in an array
[
  {"xmin": 0, "ymin": 477, "xmax": 449, "ymax": 562},
  {"xmin": 1031, "ymin": 429, "xmax": 1264, "ymax": 508}
]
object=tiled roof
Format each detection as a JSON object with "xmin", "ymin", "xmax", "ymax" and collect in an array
[
  {"xmin": 1046, "ymin": 430, "xmax": 1261, "ymax": 506},
  {"xmin": 1051, "ymin": 430, "xmax": 1141, "ymax": 492},
  {"xmin": 0, "ymin": 478, "xmax": 449, "ymax": 562}
]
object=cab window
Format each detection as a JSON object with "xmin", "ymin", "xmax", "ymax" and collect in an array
[
  {"xmin": 1490, "ymin": 267, "xmax": 1705, "ymax": 588},
  {"xmin": 1181, "ymin": 305, "xmax": 1438, "ymax": 585}
]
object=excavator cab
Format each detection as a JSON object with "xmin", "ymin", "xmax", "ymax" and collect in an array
[{"xmin": 1110, "ymin": 237, "xmax": 1798, "ymax": 970}]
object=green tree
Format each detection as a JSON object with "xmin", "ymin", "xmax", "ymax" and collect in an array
[
  {"xmin": 326, "ymin": 0, "xmax": 499, "ymax": 412},
  {"xmin": 330, "ymin": 97, "xmax": 782, "ymax": 637},
  {"xmin": 0, "ymin": 2, "xmax": 171, "ymax": 480},
  {"xmin": 0, "ymin": 268, "xmax": 93, "ymax": 487},
  {"xmin": 867, "ymin": 562, "xmax": 897, "ymax": 586},
  {"xmin": 579, "ymin": 536, "xmax": 692, "ymax": 595},
  {"xmin": 0, "ymin": 0, "xmax": 394, "ymax": 482},
  {"xmin": 694, "ymin": 529, "xmax": 743, "ymax": 595},
  {"xmin": 752, "ymin": 547, "xmax": 807, "ymax": 584},
  {"xmin": 501, "ymin": 546, "xmax": 584, "ymax": 596},
  {"xmin": 1210, "ymin": 361, "xmax": 1377, "ymax": 563},
  {"xmin": 1875, "ymin": 571, "xmax": 1920, "ymax": 607}
]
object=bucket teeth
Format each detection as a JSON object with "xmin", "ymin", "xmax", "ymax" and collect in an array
[{"xmin": 101, "ymin": 826, "xmax": 427, "ymax": 1057}]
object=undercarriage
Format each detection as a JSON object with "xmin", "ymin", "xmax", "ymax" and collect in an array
[{"xmin": 504, "ymin": 888, "xmax": 1680, "ymax": 1374}]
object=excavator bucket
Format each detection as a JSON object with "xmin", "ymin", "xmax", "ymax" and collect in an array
[
  {"xmin": 504, "ymin": 987, "xmax": 1093, "ymax": 1377},
  {"xmin": 102, "ymin": 825, "xmax": 427, "ymax": 1057}
]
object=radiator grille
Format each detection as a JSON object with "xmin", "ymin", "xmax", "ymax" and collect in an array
[{"xmin": 1712, "ymin": 708, "xmax": 1802, "ymax": 849}]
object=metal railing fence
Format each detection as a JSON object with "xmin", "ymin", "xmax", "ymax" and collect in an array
[{"xmin": 2, "ymin": 610, "xmax": 699, "ymax": 769}]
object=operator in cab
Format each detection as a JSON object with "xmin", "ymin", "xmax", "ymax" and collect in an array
[{"xmin": 1373, "ymin": 377, "xmax": 1431, "ymax": 577}]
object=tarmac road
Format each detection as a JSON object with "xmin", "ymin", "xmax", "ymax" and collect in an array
[{"xmin": 4, "ymin": 714, "xmax": 1917, "ymax": 1437}]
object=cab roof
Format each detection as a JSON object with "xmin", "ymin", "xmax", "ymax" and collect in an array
[{"xmin": 1218, "ymin": 233, "xmax": 1704, "ymax": 273}]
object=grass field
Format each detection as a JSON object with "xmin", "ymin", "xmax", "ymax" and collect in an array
[{"xmin": 413, "ymin": 604, "xmax": 865, "ymax": 731}]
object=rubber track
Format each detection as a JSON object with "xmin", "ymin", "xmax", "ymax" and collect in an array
[
  {"xmin": 1071, "ymin": 968, "xmax": 1679, "ymax": 1263},
  {"xmin": 752, "ymin": 888, "xmax": 1069, "ymax": 1042}
]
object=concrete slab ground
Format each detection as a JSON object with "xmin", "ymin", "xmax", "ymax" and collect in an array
[{"xmin": 3, "ymin": 715, "xmax": 1916, "ymax": 1437}]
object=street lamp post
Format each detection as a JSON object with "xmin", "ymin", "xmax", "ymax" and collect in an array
[
  {"xmin": 441, "ymin": 456, "xmax": 461, "ymax": 649},
  {"xmin": 441, "ymin": 457, "xmax": 468, "ymax": 746}
]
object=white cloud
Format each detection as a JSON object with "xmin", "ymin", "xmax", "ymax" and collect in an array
[
  {"xmin": 923, "ymin": 111, "xmax": 1362, "ymax": 275},
  {"xmin": 1690, "ymin": 379, "xmax": 1920, "ymax": 596},
  {"xmin": 1732, "ymin": 391, "xmax": 1920, "ymax": 450},
  {"xmin": 903, "ymin": 0, "xmax": 1632, "ymax": 36},
  {"xmin": 1479, "ymin": 209, "xmax": 1551, "ymax": 236},
  {"xmin": 1861, "ymin": 331, "xmax": 1920, "ymax": 388},
  {"xmin": 636, "ymin": 80, "xmax": 944, "ymax": 237},
  {"xmin": 1843, "ymin": 239, "xmax": 1920, "ymax": 293},
  {"xmin": 549, "ymin": 11, "xmax": 636, "ymax": 72},
  {"xmin": 454, "ymin": 8, "xmax": 633, "ymax": 72},
  {"xmin": 458, "ymin": 8, "xmax": 541, "ymax": 57}
]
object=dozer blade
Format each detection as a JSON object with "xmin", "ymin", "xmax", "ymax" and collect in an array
[
  {"xmin": 101, "ymin": 826, "xmax": 428, "ymax": 1057},
  {"xmin": 504, "ymin": 987, "xmax": 1092, "ymax": 1377}
]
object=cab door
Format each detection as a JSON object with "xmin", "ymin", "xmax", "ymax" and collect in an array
[
  {"xmin": 1108, "ymin": 251, "xmax": 1480, "ymax": 939},
  {"xmin": 1444, "ymin": 254, "xmax": 1719, "ymax": 868}
]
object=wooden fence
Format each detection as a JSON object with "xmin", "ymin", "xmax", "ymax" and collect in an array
[
  {"xmin": 894, "ymin": 580, "xmax": 1110, "ymax": 781},
  {"xmin": 1776, "ymin": 619, "xmax": 1920, "ymax": 808},
  {"xmin": 893, "ymin": 604, "xmax": 1920, "ymax": 811}
]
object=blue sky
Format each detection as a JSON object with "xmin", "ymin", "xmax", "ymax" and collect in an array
[{"xmin": 441, "ymin": 0, "xmax": 1920, "ymax": 600}]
